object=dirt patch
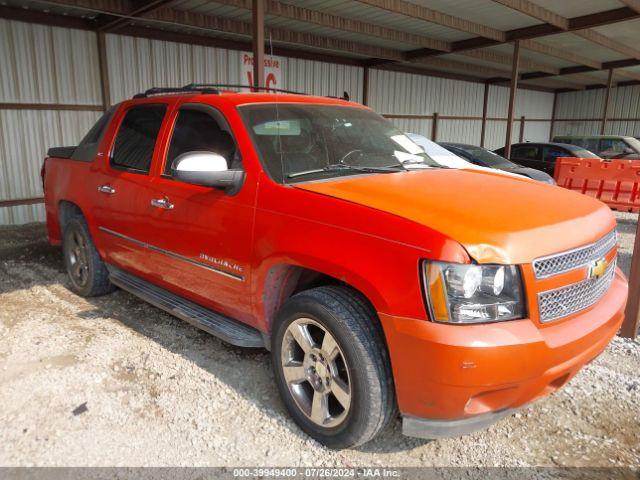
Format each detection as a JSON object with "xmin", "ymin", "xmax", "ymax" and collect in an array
[{"xmin": 0, "ymin": 219, "xmax": 638, "ymax": 467}]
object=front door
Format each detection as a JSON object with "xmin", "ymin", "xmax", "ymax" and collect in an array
[
  {"xmin": 145, "ymin": 103, "xmax": 256, "ymax": 324},
  {"xmin": 92, "ymin": 103, "xmax": 169, "ymax": 276}
]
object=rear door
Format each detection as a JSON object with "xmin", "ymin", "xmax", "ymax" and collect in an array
[
  {"xmin": 510, "ymin": 144, "xmax": 541, "ymax": 169},
  {"xmin": 92, "ymin": 103, "xmax": 169, "ymax": 275},
  {"xmin": 145, "ymin": 102, "xmax": 257, "ymax": 323}
]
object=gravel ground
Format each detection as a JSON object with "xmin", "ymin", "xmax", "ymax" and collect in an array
[{"xmin": 0, "ymin": 213, "xmax": 638, "ymax": 467}]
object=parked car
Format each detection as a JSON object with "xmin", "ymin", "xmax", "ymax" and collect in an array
[
  {"xmin": 495, "ymin": 142, "xmax": 599, "ymax": 175},
  {"xmin": 439, "ymin": 142, "xmax": 555, "ymax": 184},
  {"xmin": 553, "ymin": 135, "xmax": 640, "ymax": 159},
  {"xmin": 42, "ymin": 85, "xmax": 627, "ymax": 449},
  {"xmin": 407, "ymin": 133, "xmax": 533, "ymax": 182},
  {"xmin": 406, "ymin": 133, "xmax": 478, "ymax": 169}
]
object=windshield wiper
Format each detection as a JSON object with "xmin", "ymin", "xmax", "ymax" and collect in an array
[
  {"xmin": 399, "ymin": 159, "xmax": 451, "ymax": 169},
  {"xmin": 288, "ymin": 163, "xmax": 404, "ymax": 179}
]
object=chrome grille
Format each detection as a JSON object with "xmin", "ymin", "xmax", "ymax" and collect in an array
[
  {"xmin": 537, "ymin": 259, "xmax": 616, "ymax": 323},
  {"xmin": 532, "ymin": 230, "xmax": 617, "ymax": 278}
]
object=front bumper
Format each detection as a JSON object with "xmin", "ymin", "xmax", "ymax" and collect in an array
[{"xmin": 379, "ymin": 268, "xmax": 627, "ymax": 439}]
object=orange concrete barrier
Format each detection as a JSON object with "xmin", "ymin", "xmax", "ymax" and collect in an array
[{"xmin": 554, "ymin": 157, "xmax": 640, "ymax": 213}]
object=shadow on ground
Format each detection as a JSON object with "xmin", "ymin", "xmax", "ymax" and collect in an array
[{"xmin": 1, "ymin": 223, "xmax": 427, "ymax": 453}]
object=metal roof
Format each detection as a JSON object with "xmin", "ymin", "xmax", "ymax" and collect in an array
[
  {"xmin": 529, "ymin": 0, "xmax": 623, "ymax": 18},
  {"xmin": 2, "ymin": 0, "xmax": 640, "ymax": 92}
]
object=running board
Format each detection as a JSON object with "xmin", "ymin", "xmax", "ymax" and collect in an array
[{"xmin": 108, "ymin": 266, "xmax": 264, "ymax": 348}]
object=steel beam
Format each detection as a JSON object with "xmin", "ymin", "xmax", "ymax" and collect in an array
[
  {"xmin": 0, "ymin": 103, "xmax": 103, "ymax": 111},
  {"xmin": 600, "ymin": 69, "xmax": 614, "ymax": 135},
  {"xmin": 505, "ymin": 40, "xmax": 520, "ymax": 159},
  {"xmin": 480, "ymin": 83, "xmax": 489, "ymax": 147},
  {"xmin": 622, "ymin": 218, "xmax": 640, "ymax": 339},
  {"xmin": 96, "ymin": 31, "xmax": 110, "ymax": 111},
  {"xmin": 252, "ymin": 0, "xmax": 265, "ymax": 90},
  {"xmin": 362, "ymin": 67, "xmax": 369, "ymax": 106},
  {"xmin": 0, "ymin": 197, "xmax": 44, "ymax": 208},
  {"xmin": 549, "ymin": 91, "xmax": 557, "ymax": 140}
]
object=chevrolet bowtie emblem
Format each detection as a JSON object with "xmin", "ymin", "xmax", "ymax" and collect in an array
[{"xmin": 588, "ymin": 258, "xmax": 609, "ymax": 279}]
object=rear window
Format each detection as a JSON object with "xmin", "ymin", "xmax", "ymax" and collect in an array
[
  {"xmin": 111, "ymin": 104, "xmax": 167, "ymax": 173},
  {"xmin": 71, "ymin": 107, "xmax": 115, "ymax": 161}
]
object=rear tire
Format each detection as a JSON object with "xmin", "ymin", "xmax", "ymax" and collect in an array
[
  {"xmin": 272, "ymin": 285, "xmax": 396, "ymax": 449},
  {"xmin": 63, "ymin": 217, "xmax": 114, "ymax": 297}
]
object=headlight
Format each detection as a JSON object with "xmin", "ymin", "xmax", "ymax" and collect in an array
[{"xmin": 422, "ymin": 261, "xmax": 525, "ymax": 324}]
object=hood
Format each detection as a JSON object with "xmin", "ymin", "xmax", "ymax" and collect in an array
[{"xmin": 294, "ymin": 169, "xmax": 615, "ymax": 264}]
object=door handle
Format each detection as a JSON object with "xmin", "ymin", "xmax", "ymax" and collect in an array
[
  {"xmin": 150, "ymin": 197, "xmax": 174, "ymax": 210},
  {"xmin": 97, "ymin": 185, "xmax": 116, "ymax": 194}
]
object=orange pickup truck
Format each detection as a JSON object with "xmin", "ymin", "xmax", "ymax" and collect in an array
[{"xmin": 42, "ymin": 85, "xmax": 627, "ymax": 449}]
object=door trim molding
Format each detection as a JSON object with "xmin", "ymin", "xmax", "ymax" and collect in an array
[{"xmin": 98, "ymin": 226, "xmax": 245, "ymax": 281}]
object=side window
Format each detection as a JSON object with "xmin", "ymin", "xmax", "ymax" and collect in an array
[
  {"xmin": 512, "ymin": 145, "xmax": 539, "ymax": 160},
  {"xmin": 543, "ymin": 146, "xmax": 568, "ymax": 162},
  {"xmin": 71, "ymin": 107, "xmax": 115, "ymax": 161},
  {"xmin": 599, "ymin": 138, "xmax": 627, "ymax": 153},
  {"xmin": 165, "ymin": 106, "xmax": 240, "ymax": 176},
  {"xmin": 585, "ymin": 138, "xmax": 599, "ymax": 152},
  {"xmin": 111, "ymin": 104, "xmax": 167, "ymax": 173}
]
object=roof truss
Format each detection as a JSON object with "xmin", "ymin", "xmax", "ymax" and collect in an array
[{"xmin": 4, "ymin": 0, "xmax": 640, "ymax": 92}]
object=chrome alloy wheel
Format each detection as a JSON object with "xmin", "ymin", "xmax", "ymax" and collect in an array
[
  {"xmin": 67, "ymin": 230, "xmax": 90, "ymax": 288},
  {"xmin": 281, "ymin": 318, "xmax": 352, "ymax": 428}
]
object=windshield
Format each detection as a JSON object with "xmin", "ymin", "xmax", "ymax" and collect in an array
[
  {"xmin": 569, "ymin": 148, "xmax": 600, "ymax": 158},
  {"xmin": 460, "ymin": 146, "xmax": 517, "ymax": 168},
  {"xmin": 623, "ymin": 137, "xmax": 640, "ymax": 152},
  {"xmin": 239, "ymin": 104, "xmax": 442, "ymax": 183}
]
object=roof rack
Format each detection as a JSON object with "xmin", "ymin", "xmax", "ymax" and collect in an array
[
  {"xmin": 184, "ymin": 83, "xmax": 307, "ymax": 95},
  {"xmin": 132, "ymin": 86, "xmax": 220, "ymax": 98},
  {"xmin": 132, "ymin": 83, "xmax": 350, "ymax": 101}
]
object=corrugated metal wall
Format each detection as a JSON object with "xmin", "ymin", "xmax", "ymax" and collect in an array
[
  {"xmin": 0, "ymin": 19, "xmax": 561, "ymax": 225},
  {"xmin": 107, "ymin": 35, "xmax": 363, "ymax": 104},
  {"xmin": 369, "ymin": 70, "xmax": 555, "ymax": 149},
  {"xmin": 0, "ymin": 19, "xmax": 102, "ymax": 225},
  {"xmin": 283, "ymin": 57, "xmax": 363, "ymax": 103},
  {"xmin": 554, "ymin": 84, "xmax": 640, "ymax": 138},
  {"xmin": 107, "ymin": 35, "xmax": 244, "ymax": 103}
]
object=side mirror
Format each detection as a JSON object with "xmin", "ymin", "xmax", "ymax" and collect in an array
[
  {"xmin": 171, "ymin": 151, "xmax": 244, "ymax": 193},
  {"xmin": 623, "ymin": 147, "xmax": 634, "ymax": 154}
]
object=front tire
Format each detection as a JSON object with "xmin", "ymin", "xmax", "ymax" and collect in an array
[
  {"xmin": 63, "ymin": 217, "xmax": 114, "ymax": 297},
  {"xmin": 272, "ymin": 286, "xmax": 396, "ymax": 449}
]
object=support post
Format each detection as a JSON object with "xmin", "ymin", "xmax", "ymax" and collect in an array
[
  {"xmin": 504, "ymin": 40, "xmax": 520, "ymax": 159},
  {"xmin": 519, "ymin": 115, "xmax": 525, "ymax": 142},
  {"xmin": 362, "ymin": 66, "xmax": 369, "ymax": 106},
  {"xmin": 480, "ymin": 82, "xmax": 489, "ymax": 147},
  {"xmin": 252, "ymin": 0, "xmax": 265, "ymax": 90},
  {"xmin": 96, "ymin": 31, "xmax": 110, "ymax": 111},
  {"xmin": 549, "ymin": 91, "xmax": 558, "ymax": 141},
  {"xmin": 622, "ymin": 217, "xmax": 640, "ymax": 339},
  {"xmin": 600, "ymin": 68, "xmax": 614, "ymax": 135},
  {"xmin": 431, "ymin": 112, "xmax": 439, "ymax": 141}
]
